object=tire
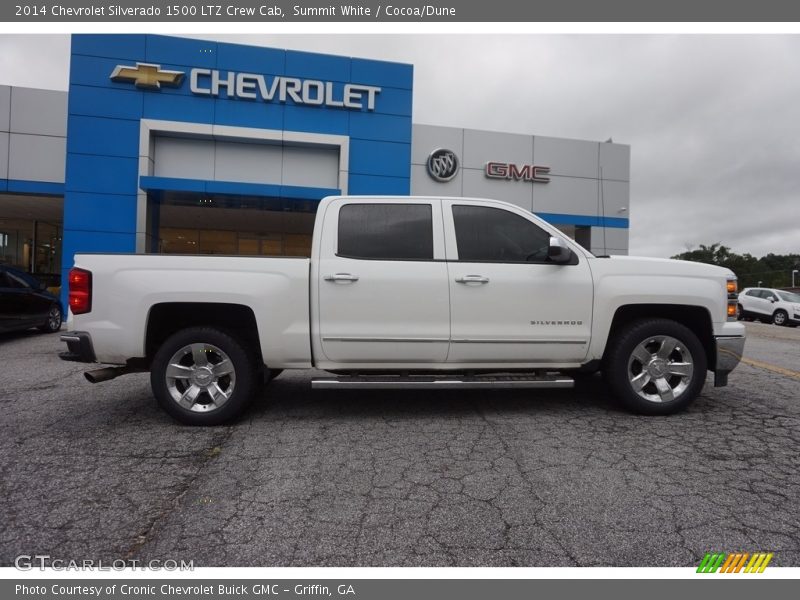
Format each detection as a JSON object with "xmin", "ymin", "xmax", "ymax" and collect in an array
[
  {"xmin": 604, "ymin": 318, "xmax": 707, "ymax": 416},
  {"xmin": 38, "ymin": 304, "xmax": 62, "ymax": 333},
  {"xmin": 772, "ymin": 309, "xmax": 789, "ymax": 327},
  {"xmin": 736, "ymin": 304, "xmax": 744, "ymax": 321},
  {"xmin": 150, "ymin": 327, "xmax": 257, "ymax": 426}
]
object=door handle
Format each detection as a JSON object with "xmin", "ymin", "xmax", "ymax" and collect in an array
[
  {"xmin": 323, "ymin": 273, "xmax": 360, "ymax": 282},
  {"xmin": 455, "ymin": 275, "xmax": 490, "ymax": 284}
]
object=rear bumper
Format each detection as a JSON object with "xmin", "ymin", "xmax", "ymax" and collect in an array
[
  {"xmin": 713, "ymin": 335, "xmax": 745, "ymax": 387},
  {"xmin": 59, "ymin": 331, "xmax": 96, "ymax": 363}
]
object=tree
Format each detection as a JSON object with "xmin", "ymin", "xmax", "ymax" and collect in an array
[{"xmin": 672, "ymin": 245, "xmax": 800, "ymax": 288}]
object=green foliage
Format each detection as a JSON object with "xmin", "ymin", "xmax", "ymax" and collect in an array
[{"xmin": 671, "ymin": 243, "xmax": 800, "ymax": 288}]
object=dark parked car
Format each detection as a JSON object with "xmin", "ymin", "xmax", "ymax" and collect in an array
[{"xmin": 0, "ymin": 265, "xmax": 62, "ymax": 334}]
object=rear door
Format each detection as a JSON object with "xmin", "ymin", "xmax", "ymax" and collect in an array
[
  {"xmin": 443, "ymin": 200, "xmax": 593, "ymax": 364},
  {"xmin": 316, "ymin": 199, "xmax": 450, "ymax": 364}
]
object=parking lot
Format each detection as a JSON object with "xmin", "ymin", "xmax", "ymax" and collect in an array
[{"xmin": 1, "ymin": 321, "xmax": 798, "ymax": 567}]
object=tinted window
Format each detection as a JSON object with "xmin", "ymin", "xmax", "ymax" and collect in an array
[
  {"xmin": 745, "ymin": 289, "xmax": 760, "ymax": 297},
  {"xmin": 778, "ymin": 291, "xmax": 800, "ymax": 303},
  {"xmin": 4, "ymin": 270, "xmax": 29, "ymax": 289},
  {"xmin": 338, "ymin": 203, "xmax": 434, "ymax": 261},
  {"xmin": 452, "ymin": 205, "xmax": 552, "ymax": 262}
]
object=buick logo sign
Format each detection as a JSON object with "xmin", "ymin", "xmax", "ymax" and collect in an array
[{"xmin": 426, "ymin": 148, "xmax": 459, "ymax": 182}]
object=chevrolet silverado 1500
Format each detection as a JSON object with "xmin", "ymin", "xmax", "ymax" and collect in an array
[{"xmin": 60, "ymin": 196, "xmax": 745, "ymax": 425}]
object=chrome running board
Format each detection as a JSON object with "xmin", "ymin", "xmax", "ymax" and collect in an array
[{"xmin": 311, "ymin": 374, "xmax": 574, "ymax": 390}]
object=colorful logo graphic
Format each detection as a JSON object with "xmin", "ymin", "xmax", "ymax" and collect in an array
[{"xmin": 697, "ymin": 552, "xmax": 773, "ymax": 573}]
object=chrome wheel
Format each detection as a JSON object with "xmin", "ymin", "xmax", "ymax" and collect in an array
[
  {"xmin": 773, "ymin": 311, "xmax": 787, "ymax": 326},
  {"xmin": 627, "ymin": 335, "xmax": 693, "ymax": 403},
  {"xmin": 165, "ymin": 343, "xmax": 236, "ymax": 412}
]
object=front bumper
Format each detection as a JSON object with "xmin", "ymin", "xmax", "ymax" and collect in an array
[
  {"xmin": 713, "ymin": 335, "xmax": 745, "ymax": 387},
  {"xmin": 59, "ymin": 331, "xmax": 96, "ymax": 363}
]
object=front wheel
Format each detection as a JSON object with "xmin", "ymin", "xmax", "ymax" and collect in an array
[
  {"xmin": 604, "ymin": 318, "xmax": 707, "ymax": 415},
  {"xmin": 150, "ymin": 327, "xmax": 257, "ymax": 425},
  {"xmin": 772, "ymin": 309, "xmax": 788, "ymax": 327}
]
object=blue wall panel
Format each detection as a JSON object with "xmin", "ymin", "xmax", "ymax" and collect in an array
[
  {"xmin": 350, "ymin": 140, "xmax": 412, "ymax": 178},
  {"xmin": 351, "ymin": 58, "xmax": 414, "ymax": 89},
  {"xmin": 66, "ymin": 154, "xmax": 139, "ymax": 195},
  {"xmin": 145, "ymin": 35, "xmax": 218, "ymax": 69},
  {"xmin": 285, "ymin": 50, "xmax": 352, "ymax": 82},
  {"xmin": 71, "ymin": 34, "xmax": 147, "ymax": 61},
  {"xmin": 216, "ymin": 43, "xmax": 286, "ymax": 74},
  {"xmin": 68, "ymin": 85, "xmax": 143, "ymax": 120},
  {"xmin": 350, "ymin": 112, "xmax": 412, "ymax": 143},
  {"xmin": 67, "ymin": 115, "xmax": 140, "ymax": 158},
  {"xmin": 283, "ymin": 105, "xmax": 349, "ymax": 136},
  {"xmin": 348, "ymin": 173, "xmax": 410, "ymax": 195},
  {"xmin": 63, "ymin": 192, "xmax": 138, "ymax": 233},
  {"xmin": 142, "ymin": 92, "xmax": 215, "ymax": 122},
  {"xmin": 213, "ymin": 97, "xmax": 284, "ymax": 130}
]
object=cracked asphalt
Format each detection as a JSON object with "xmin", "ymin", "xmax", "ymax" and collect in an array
[{"xmin": 1, "ymin": 321, "xmax": 798, "ymax": 567}]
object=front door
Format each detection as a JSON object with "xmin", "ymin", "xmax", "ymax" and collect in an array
[
  {"xmin": 316, "ymin": 199, "xmax": 450, "ymax": 364},
  {"xmin": 443, "ymin": 200, "xmax": 593, "ymax": 364}
]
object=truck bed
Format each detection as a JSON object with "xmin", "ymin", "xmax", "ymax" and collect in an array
[{"xmin": 67, "ymin": 254, "xmax": 312, "ymax": 366}]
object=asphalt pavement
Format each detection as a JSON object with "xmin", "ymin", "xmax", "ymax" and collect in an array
[{"xmin": 1, "ymin": 321, "xmax": 798, "ymax": 567}]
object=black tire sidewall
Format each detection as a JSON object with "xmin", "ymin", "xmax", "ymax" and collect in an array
[
  {"xmin": 39, "ymin": 303, "xmax": 62, "ymax": 333},
  {"xmin": 605, "ymin": 318, "xmax": 708, "ymax": 415},
  {"xmin": 150, "ymin": 327, "xmax": 257, "ymax": 426}
]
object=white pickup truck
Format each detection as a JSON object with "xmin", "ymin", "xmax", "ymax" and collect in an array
[{"xmin": 60, "ymin": 195, "xmax": 745, "ymax": 425}]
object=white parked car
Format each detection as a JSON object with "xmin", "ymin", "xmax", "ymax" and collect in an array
[
  {"xmin": 738, "ymin": 287, "xmax": 800, "ymax": 327},
  {"xmin": 60, "ymin": 195, "xmax": 745, "ymax": 425}
]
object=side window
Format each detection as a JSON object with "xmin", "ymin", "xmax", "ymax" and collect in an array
[
  {"xmin": 4, "ymin": 270, "xmax": 29, "ymax": 289},
  {"xmin": 452, "ymin": 205, "xmax": 552, "ymax": 263},
  {"xmin": 338, "ymin": 203, "xmax": 434, "ymax": 261},
  {"xmin": 745, "ymin": 290, "xmax": 760, "ymax": 297}
]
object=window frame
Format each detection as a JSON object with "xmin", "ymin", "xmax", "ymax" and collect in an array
[
  {"xmin": 335, "ymin": 202, "xmax": 437, "ymax": 263},
  {"xmin": 447, "ymin": 202, "xmax": 578, "ymax": 265}
]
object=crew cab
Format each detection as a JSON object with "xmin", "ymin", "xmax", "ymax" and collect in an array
[{"xmin": 60, "ymin": 196, "xmax": 745, "ymax": 425}]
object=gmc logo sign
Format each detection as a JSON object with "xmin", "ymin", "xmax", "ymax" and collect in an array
[{"xmin": 485, "ymin": 162, "xmax": 551, "ymax": 183}]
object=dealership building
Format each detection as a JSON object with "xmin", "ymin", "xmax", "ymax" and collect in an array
[{"xmin": 0, "ymin": 34, "xmax": 630, "ymax": 305}]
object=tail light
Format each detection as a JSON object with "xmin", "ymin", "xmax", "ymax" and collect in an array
[{"xmin": 68, "ymin": 268, "xmax": 92, "ymax": 315}]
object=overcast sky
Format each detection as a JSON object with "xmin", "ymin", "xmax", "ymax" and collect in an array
[{"xmin": 0, "ymin": 34, "xmax": 797, "ymax": 258}]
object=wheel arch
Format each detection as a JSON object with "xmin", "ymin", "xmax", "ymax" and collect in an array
[
  {"xmin": 604, "ymin": 304, "xmax": 716, "ymax": 370},
  {"xmin": 145, "ymin": 302, "xmax": 263, "ymax": 367}
]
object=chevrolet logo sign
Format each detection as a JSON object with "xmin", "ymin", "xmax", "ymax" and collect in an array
[{"xmin": 110, "ymin": 63, "xmax": 185, "ymax": 89}]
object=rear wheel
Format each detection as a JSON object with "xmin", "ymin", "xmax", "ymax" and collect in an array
[
  {"xmin": 151, "ymin": 327, "xmax": 257, "ymax": 425},
  {"xmin": 604, "ymin": 318, "xmax": 707, "ymax": 415},
  {"xmin": 773, "ymin": 309, "xmax": 788, "ymax": 326}
]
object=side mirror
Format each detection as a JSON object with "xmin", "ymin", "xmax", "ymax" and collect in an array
[{"xmin": 548, "ymin": 236, "xmax": 572, "ymax": 264}]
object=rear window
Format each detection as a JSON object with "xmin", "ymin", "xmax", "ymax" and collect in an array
[{"xmin": 337, "ymin": 203, "xmax": 434, "ymax": 261}]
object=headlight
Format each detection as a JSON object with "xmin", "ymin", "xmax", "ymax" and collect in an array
[{"xmin": 726, "ymin": 278, "xmax": 738, "ymax": 321}]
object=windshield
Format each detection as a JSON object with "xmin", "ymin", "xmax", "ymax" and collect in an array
[{"xmin": 777, "ymin": 291, "xmax": 800, "ymax": 303}]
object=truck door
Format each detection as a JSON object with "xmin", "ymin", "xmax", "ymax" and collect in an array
[
  {"xmin": 315, "ymin": 199, "xmax": 450, "ymax": 364},
  {"xmin": 443, "ymin": 200, "xmax": 593, "ymax": 364}
]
